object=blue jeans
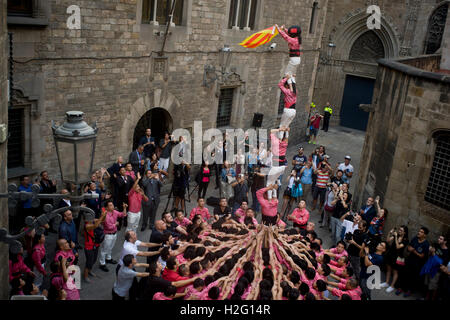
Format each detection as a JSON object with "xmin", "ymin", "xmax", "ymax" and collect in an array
[
  {"xmin": 252, "ymin": 190, "xmax": 261, "ymax": 213},
  {"xmin": 330, "ymin": 217, "xmax": 342, "ymax": 245}
]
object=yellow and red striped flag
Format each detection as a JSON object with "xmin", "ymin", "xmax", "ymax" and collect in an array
[{"xmin": 239, "ymin": 26, "xmax": 278, "ymax": 49}]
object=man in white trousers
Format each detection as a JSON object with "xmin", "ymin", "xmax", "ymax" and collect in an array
[
  {"xmin": 127, "ymin": 172, "xmax": 148, "ymax": 233},
  {"xmin": 99, "ymin": 200, "xmax": 127, "ymax": 272}
]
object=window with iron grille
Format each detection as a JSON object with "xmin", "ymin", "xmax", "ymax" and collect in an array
[
  {"xmin": 425, "ymin": 132, "xmax": 450, "ymax": 211},
  {"xmin": 142, "ymin": 0, "xmax": 184, "ymax": 25},
  {"xmin": 216, "ymin": 88, "xmax": 234, "ymax": 127},
  {"xmin": 7, "ymin": 108, "xmax": 24, "ymax": 168},
  {"xmin": 278, "ymin": 92, "xmax": 284, "ymax": 115},
  {"xmin": 228, "ymin": 0, "xmax": 258, "ymax": 30},
  {"xmin": 7, "ymin": 0, "xmax": 33, "ymax": 17}
]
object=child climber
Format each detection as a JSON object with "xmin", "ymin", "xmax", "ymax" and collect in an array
[
  {"xmin": 275, "ymin": 24, "xmax": 303, "ymax": 90},
  {"xmin": 278, "ymin": 74, "xmax": 297, "ymax": 139}
]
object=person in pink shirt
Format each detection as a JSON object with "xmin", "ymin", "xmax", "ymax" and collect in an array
[
  {"xmin": 189, "ymin": 198, "xmax": 211, "ymax": 222},
  {"xmin": 153, "ymin": 285, "xmax": 185, "ymax": 300},
  {"xmin": 175, "ymin": 210, "xmax": 192, "ymax": 228},
  {"xmin": 9, "ymin": 249, "xmax": 33, "ymax": 282},
  {"xmin": 31, "ymin": 233, "xmax": 47, "ymax": 289},
  {"xmin": 288, "ymin": 200, "xmax": 309, "ymax": 230},
  {"xmin": 327, "ymin": 278, "xmax": 362, "ymax": 300},
  {"xmin": 51, "ymin": 257, "xmax": 80, "ymax": 300},
  {"xmin": 54, "ymin": 239, "xmax": 76, "ymax": 266},
  {"xmin": 257, "ymin": 185, "xmax": 279, "ymax": 226},
  {"xmin": 275, "ymin": 24, "xmax": 302, "ymax": 86},
  {"xmin": 270, "ymin": 129, "xmax": 288, "ymax": 166},
  {"xmin": 234, "ymin": 201, "xmax": 248, "ymax": 220},
  {"xmin": 325, "ymin": 240, "xmax": 348, "ymax": 261},
  {"xmin": 124, "ymin": 162, "xmax": 136, "ymax": 181},
  {"xmin": 127, "ymin": 172, "xmax": 149, "ymax": 233},
  {"xmin": 99, "ymin": 200, "xmax": 128, "ymax": 271},
  {"xmin": 184, "ymin": 278, "xmax": 205, "ymax": 300},
  {"xmin": 239, "ymin": 208, "xmax": 258, "ymax": 227},
  {"xmin": 277, "ymin": 76, "xmax": 297, "ymax": 139}
]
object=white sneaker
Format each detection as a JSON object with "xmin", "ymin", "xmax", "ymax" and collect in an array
[
  {"xmin": 380, "ymin": 282, "xmax": 389, "ymax": 288},
  {"xmin": 386, "ymin": 286, "xmax": 395, "ymax": 293}
]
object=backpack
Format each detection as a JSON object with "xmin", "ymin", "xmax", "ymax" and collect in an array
[
  {"xmin": 291, "ymin": 181, "xmax": 303, "ymax": 198},
  {"xmin": 85, "ymin": 225, "xmax": 105, "ymax": 245}
]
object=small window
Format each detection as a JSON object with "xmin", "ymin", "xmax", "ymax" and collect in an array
[
  {"xmin": 7, "ymin": 0, "xmax": 33, "ymax": 17},
  {"xmin": 278, "ymin": 92, "xmax": 284, "ymax": 115},
  {"xmin": 424, "ymin": 132, "xmax": 450, "ymax": 211},
  {"xmin": 309, "ymin": 2, "xmax": 318, "ymax": 34},
  {"xmin": 217, "ymin": 88, "xmax": 234, "ymax": 127},
  {"xmin": 7, "ymin": 107, "xmax": 25, "ymax": 168},
  {"xmin": 142, "ymin": 0, "xmax": 184, "ymax": 25},
  {"xmin": 228, "ymin": 0, "xmax": 258, "ymax": 30}
]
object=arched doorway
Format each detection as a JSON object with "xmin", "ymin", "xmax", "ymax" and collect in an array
[
  {"xmin": 424, "ymin": 2, "xmax": 449, "ymax": 54},
  {"xmin": 132, "ymin": 108, "xmax": 173, "ymax": 151},
  {"xmin": 340, "ymin": 31, "xmax": 385, "ymax": 131}
]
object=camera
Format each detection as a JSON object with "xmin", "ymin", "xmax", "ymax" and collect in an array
[
  {"xmin": 344, "ymin": 232, "xmax": 353, "ymax": 241},
  {"xmin": 270, "ymin": 43, "xmax": 277, "ymax": 50},
  {"xmin": 321, "ymin": 163, "xmax": 326, "ymax": 169}
]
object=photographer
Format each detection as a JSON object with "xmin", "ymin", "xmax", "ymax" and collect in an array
[
  {"xmin": 311, "ymin": 158, "xmax": 332, "ymax": 212},
  {"xmin": 330, "ymin": 190, "xmax": 351, "ymax": 245},
  {"xmin": 159, "ymin": 132, "xmax": 175, "ymax": 173},
  {"xmin": 220, "ymin": 161, "xmax": 236, "ymax": 201},
  {"xmin": 345, "ymin": 220, "xmax": 369, "ymax": 281},
  {"xmin": 173, "ymin": 161, "xmax": 190, "ymax": 212},
  {"xmin": 359, "ymin": 240, "xmax": 387, "ymax": 300},
  {"xmin": 382, "ymin": 226, "xmax": 409, "ymax": 293},
  {"xmin": 320, "ymin": 182, "xmax": 338, "ymax": 229},
  {"xmin": 292, "ymin": 146, "xmax": 308, "ymax": 172},
  {"xmin": 299, "ymin": 161, "xmax": 313, "ymax": 200}
]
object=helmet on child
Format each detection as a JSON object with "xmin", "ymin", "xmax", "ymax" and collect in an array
[{"xmin": 288, "ymin": 25, "xmax": 301, "ymax": 38}]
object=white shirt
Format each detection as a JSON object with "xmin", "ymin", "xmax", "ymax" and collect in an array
[
  {"xmin": 337, "ymin": 163, "xmax": 354, "ymax": 183},
  {"xmin": 113, "ymin": 265, "xmax": 137, "ymax": 297},
  {"xmin": 342, "ymin": 219, "xmax": 359, "ymax": 235},
  {"xmin": 119, "ymin": 240, "xmax": 142, "ymax": 265}
]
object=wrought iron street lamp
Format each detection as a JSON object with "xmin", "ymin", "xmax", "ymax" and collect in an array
[
  {"xmin": 52, "ymin": 111, "xmax": 98, "ymax": 186},
  {"xmin": 0, "ymin": 111, "xmax": 99, "ymax": 253}
]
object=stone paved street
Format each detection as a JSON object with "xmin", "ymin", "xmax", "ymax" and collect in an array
[{"xmin": 39, "ymin": 126, "xmax": 415, "ymax": 300}]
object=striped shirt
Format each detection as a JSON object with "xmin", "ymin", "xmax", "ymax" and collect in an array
[{"xmin": 316, "ymin": 170, "xmax": 330, "ymax": 188}]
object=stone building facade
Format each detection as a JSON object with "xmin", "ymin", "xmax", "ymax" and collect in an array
[
  {"xmin": 354, "ymin": 53, "xmax": 450, "ymax": 240},
  {"xmin": 1, "ymin": 0, "xmax": 10, "ymax": 300},
  {"xmin": 6, "ymin": 0, "xmax": 330, "ymax": 183},
  {"xmin": 312, "ymin": 0, "xmax": 450, "ymax": 131}
]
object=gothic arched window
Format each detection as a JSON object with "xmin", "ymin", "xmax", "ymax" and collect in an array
[
  {"xmin": 425, "ymin": 131, "xmax": 450, "ymax": 211},
  {"xmin": 424, "ymin": 3, "xmax": 449, "ymax": 54},
  {"xmin": 349, "ymin": 31, "xmax": 385, "ymax": 63}
]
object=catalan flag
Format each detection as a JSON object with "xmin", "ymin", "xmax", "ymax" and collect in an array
[{"xmin": 239, "ymin": 26, "xmax": 278, "ymax": 49}]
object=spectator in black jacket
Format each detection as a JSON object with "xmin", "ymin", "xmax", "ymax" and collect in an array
[
  {"xmin": 129, "ymin": 145, "xmax": 145, "ymax": 175},
  {"xmin": 359, "ymin": 197, "xmax": 377, "ymax": 224}
]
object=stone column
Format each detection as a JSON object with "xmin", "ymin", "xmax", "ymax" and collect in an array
[
  {"xmin": 0, "ymin": 0, "xmax": 10, "ymax": 300},
  {"xmin": 440, "ymin": 5, "xmax": 450, "ymax": 71}
]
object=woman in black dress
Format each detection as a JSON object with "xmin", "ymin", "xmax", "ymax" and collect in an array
[{"xmin": 381, "ymin": 225, "xmax": 409, "ymax": 293}]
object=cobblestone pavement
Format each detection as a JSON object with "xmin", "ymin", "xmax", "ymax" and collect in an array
[{"xmin": 45, "ymin": 126, "xmax": 416, "ymax": 300}]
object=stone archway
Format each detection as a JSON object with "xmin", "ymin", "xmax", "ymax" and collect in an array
[
  {"xmin": 119, "ymin": 89, "xmax": 181, "ymax": 154},
  {"xmin": 132, "ymin": 108, "xmax": 173, "ymax": 151},
  {"xmin": 330, "ymin": 10, "xmax": 400, "ymax": 59}
]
